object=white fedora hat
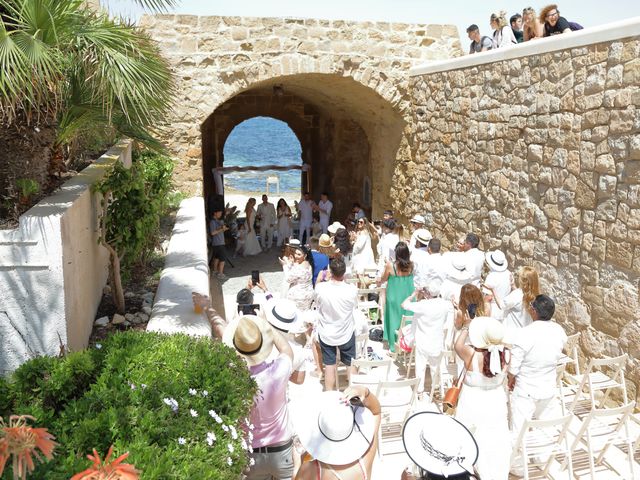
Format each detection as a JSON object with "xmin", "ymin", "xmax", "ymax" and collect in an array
[
  {"xmin": 415, "ymin": 228, "xmax": 432, "ymax": 245},
  {"xmin": 402, "ymin": 411, "xmax": 478, "ymax": 477},
  {"xmin": 447, "ymin": 253, "xmax": 472, "ymax": 282},
  {"xmin": 297, "ymin": 391, "xmax": 376, "ymax": 466},
  {"xmin": 485, "ymin": 250, "xmax": 508, "ymax": 272},
  {"xmin": 327, "ymin": 222, "xmax": 345, "ymax": 234},
  {"xmin": 222, "ymin": 315, "xmax": 274, "ymax": 366},
  {"xmin": 264, "ymin": 299, "xmax": 306, "ymax": 334},
  {"xmin": 410, "ymin": 214, "xmax": 426, "ymax": 224}
]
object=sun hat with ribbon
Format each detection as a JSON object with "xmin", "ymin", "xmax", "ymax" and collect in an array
[
  {"xmin": 485, "ymin": 250, "xmax": 508, "ymax": 272},
  {"xmin": 296, "ymin": 390, "xmax": 376, "ymax": 465},
  {"xmin": 264, "ymin": 299, "xmax": 306, "ymax": 334},
  {"xmin": 468, "ymin": 316, "xmax": 506, "ymax": 375},
  {"xmin": 415, "ymin": 228, "xmax": 433, "ymax": 245},
  {"xmin": 410, "ymin": 214, "xmax": 426, "ymax": 225},
  {"xmin": 327, "ymin": 222, "xmax": 345, "ymax": 235},
  {"xmin": 447, "ymin": 253, "xmax": 472, "ymax": 282},
  {"xmin": 402, "ymin": 411, "xmax": 478, "ymax": 477},
  {"xmin": 318, "ymin": 234, "xmax": 334, "ymax": 248},
  {"xmin": 222, "ymin": 314, "xmax": 274, "ymax": 367}
]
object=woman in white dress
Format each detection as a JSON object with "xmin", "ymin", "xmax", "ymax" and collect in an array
[
  {"xmin": 243, "ymin": 198, "xmax": 262, "ymax": 256},
  {"xmin": 350, "ymin": 217, "xmax": 375, "ymax": 274},
  {"xmin": 276, "ymin": 198, "xmax": 292, "ymax": 246},
  {"xmin": 454, "ymin": 316, "xmax": 510, "ymax": 480},
  {"xmin": 279, "ymin": 244, "xmax": 314, "ymax": 311},
  {"xmin": 492, "ymin": 266, "xmax": 539, "ymax": 343}
]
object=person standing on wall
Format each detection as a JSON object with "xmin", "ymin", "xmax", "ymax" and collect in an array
[
  {"xmin": 257, "ymin": 194, "xmax": 277, "ymax": 251},
  {"xmin": 296, "ymin": 191, "xmax": 315, "ymax": 244},
  {"xmin": 316, "ymin": 192, "xmax": 333, "ymax": 234}
]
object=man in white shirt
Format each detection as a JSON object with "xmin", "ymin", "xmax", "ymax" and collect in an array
[
  {"xmin": 314, "ymin": 257, "xmax": 358, "ymax": 391},
  {"xmin": 460, "ymin": 232, "xmax": 485, "ymax": 286},
  {"xmin": 401, "ymin": 282, "xmax": 453, "ymax": 395},
  {"xmin": 316, "ymin": 192, "xmax": 333, "ymax": 233},
  {"xmin": 377, "ymin": 219, "xmax": 399, "ymax": 269},
  {"xmin": 408, "ymin": 214, "xmax": 428, "ymax": 253},
  {"xmin": 508, "ymin": 294, "xmax": 567, "ymax": 473},
  {"xmin": 411, "ymin": 229, "xmax": 432, "ymax": 288},
  {"xmin": 296, "ymin": 191, "xmax": 315, "ymax": 244},
  {"xmin": 413, "ymin": 238, "xmax": 449, "ymax": 290},
  {"xmin": 257, "ymin": 194, "xmax": 277, "ymax": 250}
]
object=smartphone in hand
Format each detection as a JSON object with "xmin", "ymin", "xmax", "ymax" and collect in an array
[{"xmin": 251, "ymin": 270, "xmax": 260, "ymax": 286}]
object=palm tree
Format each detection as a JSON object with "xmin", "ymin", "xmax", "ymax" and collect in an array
[{"xmin": 0, "ymin": 0, "xmax": 175, "ymax": 205}]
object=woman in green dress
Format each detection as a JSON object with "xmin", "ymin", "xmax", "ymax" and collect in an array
[{"xmin": 379, "ymin": 242, "xmax": 414, "ymax": 352}]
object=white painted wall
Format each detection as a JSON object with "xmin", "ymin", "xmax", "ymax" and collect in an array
[
  {"xmin": 147, "ymin": 197, "xmax": 211, "ymax": 337},
  {"xmin": 0, "ymin": 140, "xmax": 132, "ymax": 375}
]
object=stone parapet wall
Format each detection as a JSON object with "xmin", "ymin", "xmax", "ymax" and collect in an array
[{"xmin": 406, "ymin": 25, "xmax": 640, "ymax": 398}]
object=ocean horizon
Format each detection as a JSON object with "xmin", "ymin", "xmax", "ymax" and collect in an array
[{"xmin": 223, "ymin": 116, "xmax": 303, "ymax": 194}]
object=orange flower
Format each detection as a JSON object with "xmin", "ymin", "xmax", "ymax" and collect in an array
[
  {"xmin": 71, "ymin": 445, "xmax": 140, "ymax": 480},
  {"xmin": 0, "ymin": 415, "xmax": 57, "ymax": 480}
]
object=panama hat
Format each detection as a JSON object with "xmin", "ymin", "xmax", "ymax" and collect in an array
[
  {"xmin": 222, "ymin": 314, "xmax": 274, "ymax": 366},
  {"xmin": 264, "ymin": 299, "xmax": 306, "ymax": 334},
  {"xmin": 447, "ymin": 253, "xmax": 472, "ymax": 282},
  {"xmin": 410, "ymin": 214, "xmax": 426, "ymax": 224},
  {"xmin": 485, "ymin": 250, "xmax": 508, "ymax": 272},
  {"xmin": 327, "ymin": 222, "xmax": 345, "ymax": 234},
  {"xmin": 286, "ymin": 239, "xmax": 301, "ymax": 248},
  {"xmin": 402, "ymin": 411, "xmax": 478, "ymax": 477},
  {"xmin": 297, "ymin": 390, "xmax": 376, "ymax": 465},
  {"xmin": 319, "ymin": 234, "xmax": 334, "ymax": 248},
  {"xmin": 415, "ymin": 228, "xmax": 432, "ymax": 245},
  {"xmin": 468, "ymin": 316, "xmax": 505, "ymax": 350}
]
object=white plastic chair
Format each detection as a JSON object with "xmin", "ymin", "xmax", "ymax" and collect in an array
[
  {"xmin": 558, "ymin": 332, "xmax": 581, "ymax": 380},
  {"xmin": 349, "ymin": 358, "xmax": 392, "ymax": 390},
  {"xmin": 511, "ymin": 414, "xmax": 574, "ymax": 480},
  {"xmin": 375, "ymin": 377, "xmax": 421, "ymax": 457},
  {"xmin": 394, "ymin": 314, "xmax": 415, "ymax": 378},
  {"xmin": 565, "ymin": 401, "xmax": 636, "ymax": 479}
]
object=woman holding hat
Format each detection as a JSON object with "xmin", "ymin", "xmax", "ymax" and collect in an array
[
  {"xmin": 454, "ymin": 317, "xmax": 510, "ymax": 480},
  {"xmin": 295, "ymin": 385, "xmax": 381, "ymax": 479}
]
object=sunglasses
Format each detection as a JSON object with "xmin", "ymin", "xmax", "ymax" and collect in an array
[{"xmin": 545, "ymin": 11, "xmax": 559, "ymax": 19}]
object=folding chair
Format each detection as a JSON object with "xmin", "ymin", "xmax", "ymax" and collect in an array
[
  {"xmin": 375, "ymin": 377, "xmax": 421, "ymax": 457},
  {"xmin": 566, "ymin": 354, "xmax": 629, "ymax": 414},
  {"xmin": 393, "ymin": 315, "xmax": 415, "ymax": 378},
  {"xmin": 558, "ymin": 332, "xmax": 581, "ymax": 377},
  {"xmin": 355, "ymin": 333, "xmax": 369, "ymax": 360},
  {"xmin": 349, "ymin": 358, "xmax": 392, "ymax": 390},
  {"xmin": 511, "ymin": 414, "xmax": 574, "ymax": 480},
  {"xmin": 565, "ymin": 401, "xmax": 637, "ymax": 479}
]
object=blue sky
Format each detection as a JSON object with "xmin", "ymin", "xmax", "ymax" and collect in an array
[{"xmin": 104, "ymin": 0, "xmax": 640, "ymax": 48}]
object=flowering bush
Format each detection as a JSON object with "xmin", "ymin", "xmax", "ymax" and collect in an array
[{"xmin": 0, "ymin": 331, "xmax": 257, "ymax": 479}]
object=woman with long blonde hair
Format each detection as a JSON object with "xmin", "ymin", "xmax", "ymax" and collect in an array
[
  {"xmin": 490, "ymin": 10, "xmax": 517, "ymax": 48},
  {"xmin": 500, "ymin": 266, "xmax": 540, "ymax": 342},
  {"xmin": 522, "ymin": 6, "xmax": 544, "ymax": 41}
]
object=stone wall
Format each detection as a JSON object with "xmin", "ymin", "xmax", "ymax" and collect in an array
[
  {"xmin": 140, "ymin": 15, "xmax": 461, "ymax": 217},
  {"xmin": 405, "ymin": 23, "xmax": 640, "ymax": 399}
]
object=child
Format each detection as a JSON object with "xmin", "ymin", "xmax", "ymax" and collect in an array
[{"xmin": 234, "ymin": 222, "xmax": 246, "ymax": 257}]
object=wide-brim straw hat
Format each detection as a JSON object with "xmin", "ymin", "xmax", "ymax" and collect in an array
[
  {"xmin": 468, "ymin": 316, "xmax": 505, "ymax": 350},
  {"xmin": 402, "ymin": 411, "xmax": 478, "ymax": 477},
  {"xmin": 447, "ymin": 252, "xmax": 472, "ymax": 282},
  {"xmin": 297, "ymin": 390, "xmax": 376, "ymax": 465},
  {"xmin": 410, "ymin": 214, "xmax": 426, "ymax": 224},
  {"xmin": 222, "ymin": 314, "xmax": 274, "ymax": 366},
  {"xmin": 485, "ymin": 250, "xmax": 508, "ymax": 272},
  {"xmin": 415, "ymin": 228, "xmax": 432, "ymax": 245},
  {"xmin": 327, "ymin": 222, "xmax": 345, "ymax": 234},
  {"xmin": 264, "ymin": 299, "xmax": 306, "ymax": 334},
  {"xmin": 319, "ymin": 234, "xmax": 334, "ymax": 248}
]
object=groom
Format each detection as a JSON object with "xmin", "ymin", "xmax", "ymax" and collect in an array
[{"xmin": 257, "ymin": 194, "xmax": 277, "ymax": 250}]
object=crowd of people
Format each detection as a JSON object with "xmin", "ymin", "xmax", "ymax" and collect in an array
[
  {"xmin": 467, "ymin": 4, "xmax": 583, "ymax": 54},
  {"xmin": 199, "ymin": 199, "xmax": 570, "ymax": 480}
]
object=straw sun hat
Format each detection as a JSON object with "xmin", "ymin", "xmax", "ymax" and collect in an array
[
  {"xmin": 402, "ymin": 411, "xmax": 478, "ymax": 477},
  {"xmin": 297, "ymin": 391, "xmax": 376, "ymax": 466},
  {"xmin": 415, "ymin": 228, "xmax": 432, "ymax": 245},
  {"xmin": 222, "ymin": 314, "xmax": 274, "ymax": 366},
  {"xmin": 318, "ymin": 234, "xmax": 334, "ymax": 248}
]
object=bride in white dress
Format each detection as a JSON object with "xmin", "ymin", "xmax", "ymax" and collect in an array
[
  {"xmin": 454, "ymin": 316, "xmax": 511, "ymax": 480},
  {"xmin": 243, "ymin": 198, "xmax": 262, "ymax": 256}
]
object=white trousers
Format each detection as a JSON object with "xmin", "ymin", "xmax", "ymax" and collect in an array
[
  {"xmin": 320, "ymin": 218, "xmax": 329, "ymax": 233},
  {"xmin": 298, "ymin": 221, "xmax": 311, "ymax": 243},
  {"xmin": 414, "ymin": 349, "xmax": 441, "ymax": 394},
  {"xmin": 259, "ymin": 224, "xmax": 274, "ymax": 249}
]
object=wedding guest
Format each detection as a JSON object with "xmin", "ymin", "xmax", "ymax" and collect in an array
[
  {"xmin": 500, "ymin": 266, "xmax": 540, "ymax": 342},
  {"xmin": 351, "ymin": 217, "xmax": 375, "ymax": 273},
  {"xmin": 257, "ymin": 194, "xmax": 277, "ymax": 250},
  {"xmin": 490, "ymin": 11, "xmax": 517, "ymax": 48},
  {"xmin": 280, "ymin": 241, "xmax": 315, "ymax": 311},
  {"xmin": 483, "ymin": 250, "xmax": 512, "ymax": 320},
  {"xmin": 453, "ymin": 284, "xmax": 490, "ymax": 330},
  {"xmin": 276, "ymin": 198, "xmax": 293, "ymax": 247},
  {"xmin": 377, "ymin": 219, "xmax": 400, "ymax": 269},
  {"xmin": 308, "ymin": 236, "xmax": 329, "ymax": 287},
  {"xmin": 311, "ymin": 212, "xmax": 322, "ymax": 238},
  {"xmin": 316, "ymin": 192, "xmax": 333, "ymax": 233},
  {"xmin": 296, "ymin": 192, "xmax": 315, "ymax": 244},
  {"xmin": 209, "ymin": 208, "xmax": 228, "ymax": 280},
  {"xmin": 243, "ymin": 198, "xmax": 263, "ymax": 256},
  {"xmin": 411, "ymin": 229, "xmax": 434, "ymax": 288},
  {"xmin": 522, "ymin": 6, "xmax": 544, "ymax": 41},
  {"xmin": 333, "ymin": 227, "xmax": 352, "ymax": 264},
  {"xmin": 460, "ymin": 233, "xmax": 484, "ymax": 286},
  {"xmin": 510, "ymin": 13, "xmax": 523, "ymax": 43},
  {"xmin": 408, "ymin": 214, "xmax": 428, "ymax": 253},
  {"xmin": 467, "ymin": 24, "xmax": 493, "ymax": 54}
]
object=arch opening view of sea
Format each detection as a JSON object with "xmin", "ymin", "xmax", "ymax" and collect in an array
[{"xmin": 223, "ymin": 117, "xmax": 302, "ymax": 194}]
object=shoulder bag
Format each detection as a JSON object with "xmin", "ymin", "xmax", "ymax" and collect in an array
[{"xmin": 442, "ymin": 356, "xmax": 472, "ymax": 415}]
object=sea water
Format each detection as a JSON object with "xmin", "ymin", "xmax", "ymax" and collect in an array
[{"xmin": 223, "ymin": 117, "xmax": 302, "ymax": 193}]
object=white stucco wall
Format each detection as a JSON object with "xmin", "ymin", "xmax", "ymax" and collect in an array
[
  {"xmin": 0, "ymin": 140, "xmax": 132, "ymax": 375},
  {"xmin": 146, "ymin": 197, "xmax": 211, "ymax": 338}
]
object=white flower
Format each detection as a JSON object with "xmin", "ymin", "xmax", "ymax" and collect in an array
[
  {"xmin": 202, "ymin": 390, "xmax": 208, "ymax": 397},
  {"xmin": 227, "ymin": 457, "xmax": 233, "ymax": 466},
  {"xmin": 130, "ymin": 383, "xmax": 136, "ymax": 390},
  {"xmin": 163, "ymin": 397, "xmax": 179, "ymax": 412},
  {"xmin": 248, "ymin": 445, "xmax": 253, "ymax": 453},
  {"xmin": 215, "ymin": 416, "xmax": 223, "ymax": 424},
  {"xmin": 190, "ymin": 409, "xmax": 198, "ymax": 418},
  {"xmin": 249, "ymin": 457, "xmax": 255, "ymax": 466},
  {"xmin": 206, "ymin": 431, "xmax": 216, "ymax": 446},
  {"xmin": 249, "ymin": 423, "xmax": 255, "ymax": 430},
  {"xmin": 140, "ymin": 383, "xmax": 147, "ymax": 389},
  {"xmin": 241, "ymin": 439, "xmax": 248, "ymax": 450},
  {"xmin": 222, "ymin": 424, "xmax": 229, "ymax": 432},
  {"xmin": 229, "ymin": 425, "xmax": 238, "ymax": 439},
  {"xmin": 189, "ymin": 388, "xmax": 197, "ymax": 396},
  {"xmin": 208, "ymin": 410, "xmax": 217, "ymax": 418},
  {"xmin": 95, "ymin": 343, "xmax": 102, "ymax": 349},
  {"xmin": 227, "ymin": 443, "xmax": 234, "ymax": 453},
  {"xmin": 178, "ymin": 437, "xmax": 186, "ymax": 445}
]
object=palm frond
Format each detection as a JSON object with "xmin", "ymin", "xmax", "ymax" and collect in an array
[{"xmin": 131, "ymin": 0, "xmax": 178, "ymax": 13}]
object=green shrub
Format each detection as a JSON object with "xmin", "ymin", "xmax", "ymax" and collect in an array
[{"xmin": 1, "ymin": 331, "xmax": 257, "ymax": 479}]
